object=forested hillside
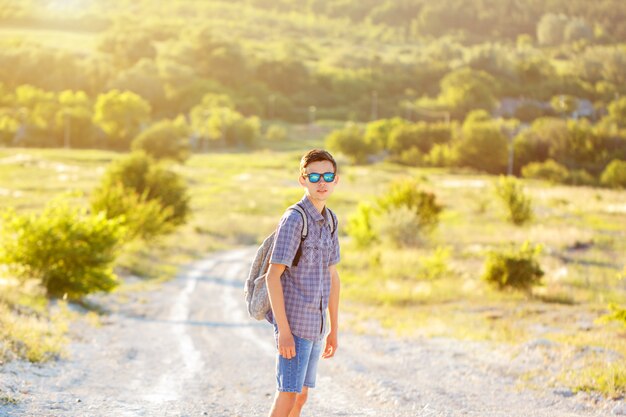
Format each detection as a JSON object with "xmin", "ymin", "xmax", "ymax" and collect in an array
[{"xmin": 1, "ymin": 0, "xmax": 625, "ymax": 182}]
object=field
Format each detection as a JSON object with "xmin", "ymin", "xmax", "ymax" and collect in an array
[{"xmin": 0, "ymin": 135, "xmax": 625, "ymax": 396}]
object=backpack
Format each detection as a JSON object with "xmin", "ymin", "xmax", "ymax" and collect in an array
[{"xmin": 244, "ymin": 203, "xmax": 337, "ymax": 320}]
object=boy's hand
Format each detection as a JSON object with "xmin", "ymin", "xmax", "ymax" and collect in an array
[
  {"xmin": 322, "ymin": 330, "xmax": 338, "ymax": 359},
  {"xmin": 278, "ymin": 331, "xmax": 296, "ymax": 359}
]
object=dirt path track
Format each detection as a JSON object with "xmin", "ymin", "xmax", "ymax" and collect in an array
[{"xmin": 1, "ymin": 248, "xmax": 621, "ymax": 416}]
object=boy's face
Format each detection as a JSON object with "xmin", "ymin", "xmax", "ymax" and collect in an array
[{"xmin": 298, "ymin": 160, "xmax": 338, "ymax": 203}]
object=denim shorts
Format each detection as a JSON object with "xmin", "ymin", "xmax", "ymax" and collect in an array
[{"xmin": 274, "ymin": 325, "xmax": 323, "ymax": 393}]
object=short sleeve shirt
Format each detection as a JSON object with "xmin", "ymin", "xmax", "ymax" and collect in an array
[{"xmin": 267, "ymin": 195, "xmax": 340, "ymax": 342}]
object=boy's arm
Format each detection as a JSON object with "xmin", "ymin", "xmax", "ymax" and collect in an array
[
  {"xmin": 323, "ymin": 264, "xmax": 340, "ymax": 359},
  {"xmin": 266, "ymin": 263, "xmax": 296, "ymax": 359}
]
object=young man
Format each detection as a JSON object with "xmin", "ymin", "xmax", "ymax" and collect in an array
[{"xmin": 265, "ymin": 149, "xmax": 341, "ymax": 417}]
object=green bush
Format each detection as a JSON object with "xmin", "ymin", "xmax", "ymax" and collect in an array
[
  {"xmin": 482, "ymin": 241, "xmax": 544, "ymax": 293},
  {"xmin": 599, "ymin": 303, "xmax": 626, "ymax": 328},
  {"xmin": 96, "ymin": 152, "xmax": 190, "ymax": 226},
  {"xmin": 192, "ymin": 106, "xmax": 260, "ymax": 148},
  {"xmin": 90, "ymin": 181, "xmax": 172, "ymax": 241},
  {"xmin": 424, "ymin": 143, "xmax": 458, "ymax": 167},
  {"xmin": 387, "ymin": 122, "xmax": 452, "ymax": 156},
  {"xmin": 377, "ymin": 179, "xmax": 443, "ymax": 234},
  {"xmin": 521, "ymin": 159, "xmax": 570, "ymax": 183},
  {"xmin": 396, "ymin": 147, "xmax": 424, "ymax": 166},
  {"xmin": 0, "ymin": 202, "xmax": 125, "ymax": 299},
  {"xmin": 325, "ymin": 123, "xmax": 373, "ymax": 164},
  {"xmin": 345, "ymin": 202, "xmax": 378, "ymax": 248},
  {"xmin": 418, "ymin": 246, "xmax": 452, "ymax": 280},
  {"xmin": 600, "ymin": 159, "xmax": 626, "ymax": 189},
  {"xmin": 494, "ymin": 176, "xmax": 533, "ymax": 225},
  {"xmin": 131, "ymin": 117, "xmax": 190, "ymax": 163},
  {"xmin": 376, "ymin": 206, "xmax": 423, "ymax": 247},
  {"xmin": 364, "ymin": 117, "xmax": 406, "ymax": 151},
  {"xmin": 566, "ymin": 169, "xmax": 597, "ymax": 186},
  {"xmin": 265, "ymin": 124, "xmax": 288, "ymax": 142},
  {"xmin": 455, "ymin": 120, "xmax": 508, "ymax": 174}
]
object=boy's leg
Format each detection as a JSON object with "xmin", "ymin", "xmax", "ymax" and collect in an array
[
  {"xmin": 288, "ymin": 386, "xmax": 309, "ymax": 417},
  {"xmin": 269, "ymin": 392, "xmax": 297, "ymax": 417},
  {"xmin": 287, "ymin": 337, "xmax": 321, "ymax": 417}
]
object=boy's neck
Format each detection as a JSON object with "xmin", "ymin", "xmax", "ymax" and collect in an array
[{"xmin": 306, "ymin": 194, "xmax": 326, "ymax": 213}]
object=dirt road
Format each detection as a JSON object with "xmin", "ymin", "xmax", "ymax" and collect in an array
[{"xmin": 1, "ymin": 248, "xmax": 623, "ymax": 416}]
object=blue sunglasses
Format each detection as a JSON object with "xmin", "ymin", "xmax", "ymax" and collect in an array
[{"xmin": 304, "ymin": 172, "xmax": 336, "ymax": 183}]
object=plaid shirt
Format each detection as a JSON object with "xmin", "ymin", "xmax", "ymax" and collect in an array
[{"xmin": 267, "ymin": 195, "xmax": 340, "ymax": 342}]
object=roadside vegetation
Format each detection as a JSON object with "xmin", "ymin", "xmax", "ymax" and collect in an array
[{"xmin": 0, "ymin": 0, "xmax": 624, "ymax": 403}]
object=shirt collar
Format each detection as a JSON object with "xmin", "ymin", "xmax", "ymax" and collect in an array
[{"xmin": 299, "ymin": 194, "xmax": 325, "ymax": 223}]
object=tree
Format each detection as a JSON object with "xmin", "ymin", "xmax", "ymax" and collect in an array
[
  {"xmin": 364, "ymin": 117, "xmax": 406, "ymax": 151},
  {"xmin": 600, "ymin": 159, "xmax": 626, "ymax": 189},
  {"xmin": 564, "ymin": 18, "xmax": 593, "ymax": 43},
  {"xmin": 325, "ymin": 123, "xmax": 373, "ymax": 164},
  {"xmin": 455, "ymin": 119, "xmax": 508, "ymax": 174},
  {"xmin": 0, "ymin": 110, "xmax": 19, "ymax": 145},
  {"xmin": 12, "ymin": 84, "xmax": 58, "ymax": 146},
  {"xmin": 438, "ymin": 68, "xmax": 498, "ymax": 118},
  {"xmin": 96, "ymin": 151, "xmax": 190, "ymax": 226},
  {"xmin": 513, "ymin": 118, "xmax": 565, "ymax": 173},
  {"xmin": 387, "ymin": 121, "xmax": 452, "ymax": 155},
  {"xmin": 107, "ymin": 59, "xmax": 167, "ymax": 116},
  {"xmin": 93, "ymin": 90, "xmax": 151, "ymax": 150},
  {"xmin": 603, "ymin": 97, "xmax": 626, "ymax": 128},
  {"xmin": 55, "ymin": 90, "xmax": 94, "ymax": 148},
  {"xmin": 537, "ymin": 13, "xmax": 568, "ymax": 46},
  {"xmin": 131, "ymin": 116, "xmax": 190, "ymax": 162}
]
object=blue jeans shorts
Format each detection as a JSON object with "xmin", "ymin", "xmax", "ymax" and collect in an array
[{"xmin": 274, "ymin": 325, "xmax": 323, "ymax": 393}]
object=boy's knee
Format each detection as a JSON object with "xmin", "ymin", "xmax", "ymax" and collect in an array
[
  {"xmin": 295, "ymin": 393, "xmax": 307, "ymax": 407},
  {"xmin": 277, "ymin": 391, "xmax": 297, "ymax": 405},
  {"xmin": 295, "ymin": 388, "xmax": 308, "ymax": 407}
]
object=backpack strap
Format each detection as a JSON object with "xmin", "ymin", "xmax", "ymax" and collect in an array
[
  {"xmin": 326, "ymin": 207, "xmax": 337, "ymax": 237},
  {"xmin": 288, "ymin": 204, "xmax": 307, "ymax": 267}
]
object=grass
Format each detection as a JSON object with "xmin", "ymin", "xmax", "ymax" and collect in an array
[
  {"xmin": 0, "ymin": 281, "xmax": 72, "ymax": 363},
  {"xmin": 0, "ymin": 142, "xmax": 624, "ymax": 398}
]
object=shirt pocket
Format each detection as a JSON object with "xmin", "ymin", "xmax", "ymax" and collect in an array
[{"xmin": 302, "ymin": 240, "xmax": 321, "ymax": 265}]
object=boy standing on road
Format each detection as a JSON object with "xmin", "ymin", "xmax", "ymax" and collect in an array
[{"xmin": 266, "ymin": 149, "xmax": 341, "ymax": 417}]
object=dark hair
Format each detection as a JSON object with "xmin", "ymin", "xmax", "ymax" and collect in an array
[{"xmin": 300, "ymin": 149, "xmax": 337, "ymax": 176}]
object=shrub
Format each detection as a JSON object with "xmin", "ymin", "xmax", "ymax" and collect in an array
[
  {"xmin": 387, "ymin": 122, "xmax": 452, "ymax": 156},
  {"xmin": 265, "ymin": 125, "xmax": 287, "ymax": 142},
  {"xmin": 377, "ymin": 179, "xmax": 443, "ymax": 235},
  {"xmin": 193, "ymin": 107, "xmax": 260, "ymax": 148},
  {"xmin": 482, "ymin": 241, "xmax": 544, "ymax": 293},
  {"xmin": 418, "ymin": 246, "xmax": 452, "ymax": 280},
  {"xmin": 494, "ymin": 176, "xmax": 533, "ymax": 225},
  {"xmin": 325, "ymin": 123, "xmax": 373, "ymax": 164},
  {"xmin": 397, "ymin": 147, "xmax": 424, "ymax": 166},
  {"xmin": 131, "ymin": 117, "xmax": 190, "ymax": 163},
  {"xmin": 364, "ymin": 117, "xmax": 406, "ymax": 151},
  {"xmin": 599, "ymin": 303, "xmax": 626, "ymax": 328},
  {"xmin": 456, "ymin": 120, "xmax": 508, "ymax": 174},
  {"xmin": 521, "ymin": 159, "xmax": 569, "ymax": 184},
  {"xmin": 376, "ymin": 206, "xmax": 423, "ymax": 247},
  {"xmin": 90, "ymin": 182, "xmax": 172, "ymax": 241},
  {"xmin": 566, "ymin": 169, "xmax": 596, "ymax": 186},
  {"xmin": 600, "ymin": 159, "xmax": 626, "ymax": 189},
  {"xmin": 345, "ymin": 203, "xmax": 378, "ymax": 248},
  {"xmin": 0, "ymin": 202, "xmax": 125, "ymax": 299},
  {"xmin": 424, "ymin": 143, "xmax": 458, "ymax": 167},
  {"xmin": 95, "ymin": 152, "xmax": 190, "ymax": 226}
]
